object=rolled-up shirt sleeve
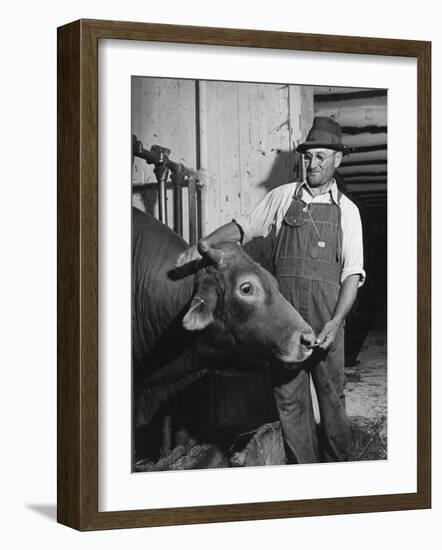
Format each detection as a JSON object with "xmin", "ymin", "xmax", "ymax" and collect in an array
[
  {"xmin": 233, "ymin": 187, "xmax": 287, "ymax": 245},
  {"xmin": 340, "ymin": 198, "xmax": 366, "ymax": 286}
]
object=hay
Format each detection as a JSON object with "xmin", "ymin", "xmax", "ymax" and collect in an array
[{"xmin": 349, "ymin": 414, "xmax": 387, "ymax": 461}]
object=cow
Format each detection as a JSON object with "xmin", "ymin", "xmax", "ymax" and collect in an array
[{"xmin": 132, "ymin": 207, "xmax": 315, "ymax": 452}]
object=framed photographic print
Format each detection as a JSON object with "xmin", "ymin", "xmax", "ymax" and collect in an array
[{"xmin": 57, "ymin": 19, "xmax": 431, "ymax": 530}]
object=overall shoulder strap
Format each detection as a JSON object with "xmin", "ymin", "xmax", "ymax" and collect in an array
[
  {"xmin": 336, "ymin": 189, "xmax": 343, "ymax": 206},
  {"xmin": 294, "ymin": 181, "xmax": 304, "ymax": 200}
]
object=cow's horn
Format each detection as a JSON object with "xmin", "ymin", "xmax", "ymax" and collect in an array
[{"xmin": 198, "ymin": 240, "xmax": 224, "ymax": 265}]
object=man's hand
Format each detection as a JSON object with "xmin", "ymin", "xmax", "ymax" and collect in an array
[
  {"xmin": 315, "ymin": 318, "xmax": 341, "ymax": 350},
  {"xmin": 314, "ymin": 274, "xmax": 360, "ymax": 351},
  {"xmin": 176, "ymin": 244, "xmax": 201, "ymax": 267}
]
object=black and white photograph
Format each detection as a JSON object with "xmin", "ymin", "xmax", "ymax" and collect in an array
[
  {"xmin": 131, "ymin": 77, "xmax": 388, "ymax": 473},
  {"xmin": 1, "ymin": 0, "xmax": 436, "ymax": 542}
]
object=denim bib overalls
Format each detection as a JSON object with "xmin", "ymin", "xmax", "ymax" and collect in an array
[{"xmin": 272, "ymin": 185, "xmax": 352, "ymax": 463}]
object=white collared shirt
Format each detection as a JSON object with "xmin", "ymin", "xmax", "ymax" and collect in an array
[{"xmin": 235, "ymin": 180, "xmax": 366, "ymax": 286}]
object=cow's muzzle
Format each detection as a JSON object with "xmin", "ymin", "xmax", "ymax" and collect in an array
[{"xmin": 277, "ymin": 329, "xmax": 316, "ymax": 364}]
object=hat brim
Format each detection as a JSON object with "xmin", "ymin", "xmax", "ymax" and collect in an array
[{"xmin": 297, "ymin": 141, "xmax": 352, "ymax": 155}]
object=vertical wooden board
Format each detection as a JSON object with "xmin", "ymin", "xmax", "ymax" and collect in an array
[
  {"xmin": 201, "ymin": 80, "xmax": 293, "ymax": 232},
  {"xmin": 154, "ymin": 79, "xmax": 196, "ymax": 166},
  {"xmin": 289, "ymin": 84, "xmax": 314, "ymax": 181},
  {"xmin": 131, "ymin": 77, "xmax": 196, "ymax": 230},
  {"xmin": 155, "ymin": 80, "xmax": 176, "ymax": 227},
  {"xmin": 139, "ymin": 77, "xmax": 161, "ymax": 193},
  {"xmin": 238, "ymin": 83, "xmax": 264, "ymax": 215},
  {"xmin": 239, "ymin": 83, "xmax": 293, "ymax": 270},
  {"xmin": 217, "ymin": 82, "xmax": 241, "ymax": 226},
  {"xmin": 178, "ymin": 80, "xmax": 196, "ymax": 243},
  {"xmin": 200, "ymin": 81, "xmax": 292, "ymax": 233},
  {"xmin": 299, "ymin": 85, "xmax": 315, "ymax": 141},
  {"xmin": 199, "ymin": 82, "xmax": 313, "ymax": 232},
  {"xmin": 256, "ymin": 83, "xmax": 292, "ymax": 194},
  {"xmin": 197, "ymin": 81, "xmax": 210, "ymax": 237},
  {"xmin": 131, "ymin": 77, "xmax": 144, "ymax": 185},
  {"xmin": 238, "ymin": 83, "xmax": 292, "ymax": 216},
  {"xmin": 289, "ymin": 84, "xmax": 315, "ymax": 147},
  {"xmin": 289, "ymin": 85, "xmax": 302, "ymax": 150},
  {"xmin": 199, "ymin": 81, "xmax": 223, "ymax": 233}
]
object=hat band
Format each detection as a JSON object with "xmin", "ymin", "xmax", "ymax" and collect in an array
[{"xmin": 306, "ymin": 129, "xmax": 342, "ymax": 145}]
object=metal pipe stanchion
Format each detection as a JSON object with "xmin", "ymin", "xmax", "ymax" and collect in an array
[
  {"xmin": 172, "ymin": 163, "xmax": 185, "ymax": 237},
  {"xmin": 188, "ymin": 174, "xmax": 197, "ymax": 246},
  {"xmin": 151, "ymin": 145, "xmax": 170, "ymax": 225},
  {"xmin": 132, "ymin": 135, "xmax": 203, "ymax": 241}
]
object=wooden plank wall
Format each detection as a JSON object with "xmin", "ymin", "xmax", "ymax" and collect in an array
[
  {"xmin": 198, "ymin": 81, "xmax": 314, "ymax": 433},
  {"xmin": 132, "ymin": 77, "xmax": 314, "ymax": 245},
  {"xmin": 131, "ymin": 77, "xmax": 196, "ymax": 242},
  {"xmin": 199, "ymin": 81, "xmax": 314, "ymax": 235}
]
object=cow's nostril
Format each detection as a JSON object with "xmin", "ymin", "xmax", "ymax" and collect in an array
[
  {"xmin": 300, "ymin": 332, "xmax": 316, "ymax": 347},
  {"xmin": 277, "ymin": 329, "xmax": 316, "ymax": 364}
]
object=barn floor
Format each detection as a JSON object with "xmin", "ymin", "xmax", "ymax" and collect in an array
[
  {"xmin": 346, "ymin": 328, "xmax": 387, "ymax": 421},
  {"xmin": 345, "ymin": 327, "xmax": 387, "ymax": 461}
]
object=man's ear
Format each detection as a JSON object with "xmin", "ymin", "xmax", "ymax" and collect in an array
[
  {"xmin": 182, "ymin": 281, "xmax": 217, "ymax": 331},
  {"xmin": 334, "ymin": 151, "xmax": 343, "ymax": 168}
]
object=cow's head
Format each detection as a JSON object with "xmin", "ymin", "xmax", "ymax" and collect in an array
[{"xmin": 181, "ymin": 241, "xmax": 315, "ymax": 368}]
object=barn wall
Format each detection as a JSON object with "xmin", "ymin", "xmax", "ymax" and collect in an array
[
  {"xmin": 199, "ymin": 81, "xmax": 314, "ymax": 235},
  {"xmin": 131, "ymin": 77, "xmax": 314, "ymax": 245},
  {"xmin": 131, "ymin": 77, "xmax": 197, "ymax": 242},
  {"xmin": 314, "ymin": 87, "xmax": 387, "ymax": 205},
  {"xmin": 199, "ymin": 81, "xmax": 314, "ymax": 434}
]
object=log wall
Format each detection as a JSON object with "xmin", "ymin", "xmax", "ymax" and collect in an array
[
  {"xmin": 314, "ymin": 86, "xmax": 388, "ymax": 362},
  {"xmin": 314, "ymin": 86, "xmax": 388, "ymax": 210}
]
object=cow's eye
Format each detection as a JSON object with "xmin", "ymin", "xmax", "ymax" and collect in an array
[{"xmin": 239, "ymin": 282, "xmax": 253, "ymax": 296}]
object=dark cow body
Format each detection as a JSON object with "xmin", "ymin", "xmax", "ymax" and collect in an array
[
  {"xmin": 133, "ymin": 207, "xmax": 193, "ymax": 370},
  {"xmin": 132, "ymin": 207, "xmax": 314, "ymax": 445},
  {"xmin": 133, "ymin": 208, "xmax": 198, "ymax": 430}
]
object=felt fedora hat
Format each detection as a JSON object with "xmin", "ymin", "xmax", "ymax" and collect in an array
[{"xmin": 297, "ymin": 116, "xmax": 352, "ymax": 155}]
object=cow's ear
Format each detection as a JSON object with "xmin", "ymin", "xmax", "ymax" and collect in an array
[{"xmin": 182, "ymin": 293, "xmax": 215, "ymax": 331}]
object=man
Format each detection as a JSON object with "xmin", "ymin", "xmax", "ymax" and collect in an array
[{"xmin": 176, "ymin": 116, "xmax": 365, "ymax": 463}]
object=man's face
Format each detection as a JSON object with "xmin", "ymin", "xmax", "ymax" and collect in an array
[{"xmin": 304, "ymin": 148, "xmax": 342, "ymax": 188}]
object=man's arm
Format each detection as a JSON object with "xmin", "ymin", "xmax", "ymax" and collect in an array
[
  {"xmin": 316, "ymin": 274, "xmax": 360, "ymax": 350},
  {"xmin": 175, "ymin": 184, "xmax": 292, "ymax": 266},
  {"xmin": 176, "ymin": 221, "xmax": 241, "ymax": 266}
]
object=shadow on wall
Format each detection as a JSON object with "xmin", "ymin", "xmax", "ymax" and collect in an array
[
  {"xmin": 244, "ymin": 150, "xmax": 300, "ymax": 273},
  {"xmin": 255, "ymin": 149, "xmax": 300, "ymax": 193}
]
